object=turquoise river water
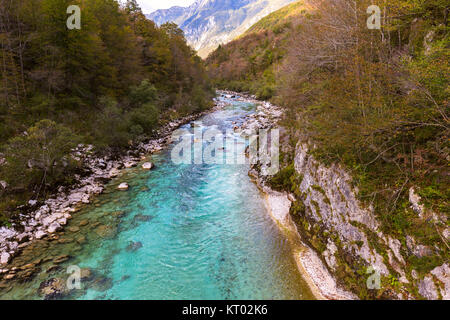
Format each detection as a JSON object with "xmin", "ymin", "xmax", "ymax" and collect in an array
[{"xmin": 0, "ymin": 96, "xmax": 314, "ymax": 300}]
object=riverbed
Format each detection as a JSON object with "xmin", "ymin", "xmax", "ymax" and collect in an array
[{"xmin": 0, "ymin": 95, "xmax": 315, "ymax": 300}]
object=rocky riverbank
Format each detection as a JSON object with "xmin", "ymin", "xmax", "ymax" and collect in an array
[
  {"xmin": 233, "ymin": 91, "xmax": 449, "ymax": 300},
  {"xmin": 225, "ymin": 91, "xmax": 357, "ymax": 300},
  {"xmin": 0, "ymin": 98, "xmax": 227, "ymax": 269}
]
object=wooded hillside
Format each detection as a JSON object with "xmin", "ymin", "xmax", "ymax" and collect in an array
[{"xmin": 0, "ymin": 0, "xmax": 214, "ymax": 223}]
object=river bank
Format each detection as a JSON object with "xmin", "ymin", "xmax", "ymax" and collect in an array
[
  {"xmin": 0, "ymin": 100, "xmax": 228, "ymax": 269},
  {"xmin": 228, "ymin": 91, "xmax": 357, "ymax": 300},
  {"xmin": 1, "ymin": 92, "xmax": 316, "ymax": 300}
]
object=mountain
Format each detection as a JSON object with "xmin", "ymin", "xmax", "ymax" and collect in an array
[{"xmin": 147, "ymin": 0, "xmax": 296, "ymax": 58}]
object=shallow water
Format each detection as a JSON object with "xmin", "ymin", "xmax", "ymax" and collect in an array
[{"xmin": 0, "ymin": 97, "xmax": 314, "ymax": 300}]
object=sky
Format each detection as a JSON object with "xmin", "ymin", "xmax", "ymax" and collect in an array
[{"xmin": 137, "ymin": 0, "xmax": 196, "ymax": 13}]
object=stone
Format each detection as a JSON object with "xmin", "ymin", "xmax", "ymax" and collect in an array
[
  {"xmin": 430, "ymin": 263, "xmax": 450, "ymax": 300},
  {"xmin": 0, "ymin": 180, "xmax": 7, "ymax": 189},
  {"xmin": 409, "ymin": 187, "xmax": 425, "ymax": 217},
  {"xmin": 53, "ymin": 255, "xmax": 70, "ymax": 264},
  {"xmin": 47, "ymin": 222, "xmax": 62, "ymax": 234},
  {"xmin": 28, "ymin": 200, "xmax": 38, "ymax": 206},
  {"xmin": 46, "ymin": 265, "xmax": 61, "ymax": 274},
  {"xmin": 117, "ymin": 183, "xmax": 129, "ymax": 190},
  {"xmin": 126, "ymin": 241, "xmax": 143, "ymax": 252},
  {"xmin": 76, "ymin": 236, "xmax": 86, "ymax": 244},
  {"xmin": 38, "ymin": 278, "xmax": 67, "ymax": 300},
  {"xmin": 323, "ymin": 240, "xmax": 338, "ymax": 271},
  {"xmin": 133, "ymin": 214, "xmax": 154, "ymax": 223},
  {"xmin": 142, "ymin": 162, "xmax": 154, "ymax": 170},
  {"xmin": 94, "ymin": 225, "xmax": 116, "ymax": 239},
  {"xmin": 79, "ymin": 220, "xmax": 89, "ymax": 227},
  {"xmin": 406, "ymin": 236, "xmax": 433, "ymax": 258},
  {"xmin": 418, "ymin": 275, "xmax": 438, "ymax": 300},
  {"xmin": 35, "ymin": 231, "xmax": 47, "ymax": 240},
  {"xmin": 4, "ymin": 273, "xmax": 15, "ymax": 280},
  {"xmin": 68, "ymin": 226, "xmax": 80, "ymax": 233},
  {"xmin": 80, "ymin": 268, "xmax": 93, "ymax": 281},
  {"xmin": 0, "ymin": 252, "xmax": 11, "ymax": 265},
  {"xmin": 16, "ymin": 233, "xmax": 30, "ymax": 244}
]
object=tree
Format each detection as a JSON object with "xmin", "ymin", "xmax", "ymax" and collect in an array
[{"xmin": 3, "ymin": 120, "xmax": 80, "ymax": 193}]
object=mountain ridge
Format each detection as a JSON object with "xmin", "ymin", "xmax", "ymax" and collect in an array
[{"xmin": 147, "ymin": 0, "xmax": 296, "ymax": 58}]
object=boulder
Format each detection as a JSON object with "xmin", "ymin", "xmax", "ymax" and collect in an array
[
  {"xmin": 430, "ymin": 263, "xmax": 450, "ymax": 300},
  {"xmin": 38, "ymin": 278, "xmax": 67, "ymax": 300},
  {"xmin": 35, "ymin": 230, "xmax": 47, "ymax": 239},
  {"xmin": 133, "ymin": 214, "xmax": 154, "ymax": 223},
  {"xmin": 47, "ymin": 222, "xmax": 62, "ymax": 234},
  {"xmin": 124, "ymin": 162, "xmax": 136, "ymax": 168},
  {"xmin": 80, "ymin": 268, "xmax": 93, "ymax": 281},
  {"xmin": 418, "ymin": 275, "xmax": 438, "ymax": 300},
  {"xmin": 409, "ymin": 187, "xmax": 425, "ymax": 217},
  {"xmin": 142, "ymin": 162, "xmax": 154, "ymax": 170},
  {"xmin": 94, "ymin": 225, "xmax": 116, "ymax": 239},
  {"xmin": 117, "ymin": 183, "xmax": 129, "ymax": 190},
  {"xmin": 126, "ymin": 241, "xmax": 143, "ymax": 252},
  {"xmin": 0, "ymin": 252, "xmax": 11, "ymax": 265}
]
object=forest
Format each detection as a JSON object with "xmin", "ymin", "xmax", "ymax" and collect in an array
[{"xmin": 0, "ymin": 0, "xmax": 214, "ymax": 224}]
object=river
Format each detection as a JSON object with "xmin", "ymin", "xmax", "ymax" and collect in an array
[{"xmin": 0, "ymin": 95, "xmax": 314, "ymax": 300}]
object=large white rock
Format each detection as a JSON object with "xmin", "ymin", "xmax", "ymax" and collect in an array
[
  {"xmin": 35, "ymin": 230, "xmax": 47, "ymax": 239},
  {"xmin": 117, "ymin": 183, "xmax": 129, "ymax": 190},
  {"xmin": 47, "ymin": 222, "xmax": 61, "ymax": 233},
  {"xmin": 0, "ymin": 252, "xmax": 10, "ymax": 265},
  {"xmin": 142, "ymin": 162, "xmax": 154, "ymax": 170},
  {"xmin": 0, "ymin": 180, "xmax": 7, "ymax": 189},
  {"xmin": 409, "ymin": 187, "xmax": 425, "ymax": 217}
]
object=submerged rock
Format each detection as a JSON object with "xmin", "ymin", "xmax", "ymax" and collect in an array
[
  {"xmin": 90, "ymin": 275, "xmax": 113, "ymax": 292},
  {"xmin": 133, "ymin": 214, "xmax": 154, "ymax": 223},
  {"xmin": 94, "ymin": 225, "xmax": 116, "ymax": 239},
  {"xmin": 126, "ymin": 241, "xmax": 143, "ymax": 252},
  {"xmin": 80, "ymin": 268, "xmax": 93, "ymax": 282},
  {"xmin": 38, "ymin": 278, "xmax": 67, "ymax": 300},
  {"xmin": 53, "ymin": 255, "xmax": 70, "ymax": 264}
]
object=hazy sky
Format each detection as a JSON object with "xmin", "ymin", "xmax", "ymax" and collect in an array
[{"xmin": 137, "ymin": 0, "xmax": 196, "ymax": 13}]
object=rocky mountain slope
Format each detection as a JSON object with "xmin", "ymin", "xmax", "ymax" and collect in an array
[{"xmin": 147, "ymin": 0, "xmax": 296, "ymax": 58}]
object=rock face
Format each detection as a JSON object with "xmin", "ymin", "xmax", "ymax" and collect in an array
[
  {"xmin": 148, "ymin": 0, "xmax": 296, "ymax": 58},
  {"xmin": 233, "ymin": 89, "xmax": 446, "ymax": 300},
  {"xmin": 292, "ymin": 142, "xmax": 449, "ymax": 299},
  {"xmin": 294, "ymin": 143, "xmax": 390, "ymax": 276}
]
